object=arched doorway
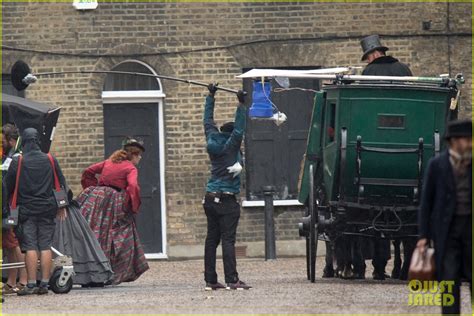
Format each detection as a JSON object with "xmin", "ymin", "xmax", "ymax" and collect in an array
[{"xmin": 102, "ymin": 60, "xmax": 167, "ymax": 259}]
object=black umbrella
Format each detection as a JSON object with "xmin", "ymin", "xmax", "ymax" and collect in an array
[{"xmin": 2, "ymin": 93, "xmax": 60, "ymax": 153}]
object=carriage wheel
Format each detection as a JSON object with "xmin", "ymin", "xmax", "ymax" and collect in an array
[
  {"xmin": 308, "ymin": 164, "xmax": 318, "ymax": 283},
  {"xmin": 305, "ymin": 198, "xmax": 311, "ymax": 280},
  {"xmin": 306, "ymin": 233, "xmax": 310, "ymax": 280}
]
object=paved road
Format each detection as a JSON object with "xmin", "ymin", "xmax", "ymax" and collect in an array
[{"xmin": 3, "ymin": 257, "xmax": 472, "ymax": 314}]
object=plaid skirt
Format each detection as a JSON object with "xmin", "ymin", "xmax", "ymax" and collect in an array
[{"xmin": 76, "ymin": 186, "xmax": 149, "ymax": 284}]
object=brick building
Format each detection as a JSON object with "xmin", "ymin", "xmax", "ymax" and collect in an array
[{"xmin": 2, "ymin": 1, "xmax": 472, "ymax": 258}]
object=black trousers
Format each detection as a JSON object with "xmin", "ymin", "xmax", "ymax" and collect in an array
[
  {"xmin": 441, "ymin": 214, "xmax": 472, "ymax": 315},
  {"xmin": 203, "ymin": 194, "xmax": 240, "ymax": 284}
]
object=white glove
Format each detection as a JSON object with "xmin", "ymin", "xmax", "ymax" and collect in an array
[{"xmin": 227, "ymin": 162, "xmax": 243, "ymax": 178}]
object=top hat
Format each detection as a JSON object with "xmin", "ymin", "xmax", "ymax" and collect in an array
[
  {"xmin": 360, "ymin": 35, "xmax": 389, "ymax": 61},
  {"xmin": 445, "ymin": 120, "xmax": 472, "ymax": 139},
  {"xmin": 122, "ymin": 137, "xmax": 145, "ymax": 152}
]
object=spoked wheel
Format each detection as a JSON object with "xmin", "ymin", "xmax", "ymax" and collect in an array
[
  {"xmin": 308, "ymin": 164, "xmax": 318, "ymax": 283},
  {"xmin": 304, "ymin": 202, "xmax": 311, "ymax": 280},
  {"xmin": 306, "ymin": 234, "xmax": 311, "ymax": 280},
  {"xmin": 299, "ymin": 163, "xmax": 319, "ymax": 282}
]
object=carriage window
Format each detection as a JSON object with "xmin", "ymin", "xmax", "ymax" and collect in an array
[
  {"xmin": 378, "ymin": 114, "xmax": 405, "ymax": 129},
  {"xmin": 325, "ymin": 103, "xmax": 336, "ymax": 144}
]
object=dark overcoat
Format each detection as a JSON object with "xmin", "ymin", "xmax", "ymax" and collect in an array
[
  {"xmin": 362, "ymin": 56, "xmax": 413, "ymax": 76},
  {"xmin": 418, "ymin": 150, "xmax": 472, "ymax": 279}
]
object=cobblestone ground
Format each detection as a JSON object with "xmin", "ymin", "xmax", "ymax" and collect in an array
[{"xmin": 2, "ymin": 257, "xmax": 472, "ymax": 314}]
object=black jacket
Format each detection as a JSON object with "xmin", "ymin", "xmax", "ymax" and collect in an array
[
  {"xmin": 2, "ymin": 146, "xmax": 21, "ymax": 213},
  {"xmin": 418, "ymin": 150, "xmax": 472, "ymax": 279},
  {"xmin": 362, "ymin": 56, "xmax": 413, "ymax": 76},
  {"xmin": 5, "ymin": 140, "xmax": 67, "ymax": 218},
  {"xmin": 203, "ymin": 95, "xmax": 246, "ymax": 193}
]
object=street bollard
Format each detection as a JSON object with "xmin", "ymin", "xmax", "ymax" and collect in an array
[{"xmin": 263, "ymin": 186, "xmax": 276, "ymax": 260}]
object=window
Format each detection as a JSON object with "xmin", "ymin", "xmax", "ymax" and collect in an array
[
  {"xmin": 243, "ymin": 67, "xmax": 320, "ymax": 202},
  {"xmin": 325, "ymin": 103, "xmax": 336, "ymax": 145},
  {"xmin": 103, "ymin": 61, "xmax": 161, "ymax": 91}
]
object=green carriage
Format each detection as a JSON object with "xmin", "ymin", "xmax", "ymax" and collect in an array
[{"xmin": 297, "ymin": 78, "xmax": 462, "ymax": 282}]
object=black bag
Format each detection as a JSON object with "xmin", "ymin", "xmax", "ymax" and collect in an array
[
  {"xmin": 2, "ymin": 155, "xmax": 22, "ymax": 228},
  {"xmin": 47, "ymin": 153, "xmax": 69, "ymax": 208},
  {"xmin": 53, "ymin": 190, "xmax": 69, "ymax": 208}
]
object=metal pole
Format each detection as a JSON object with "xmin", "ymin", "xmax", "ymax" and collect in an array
[
  {"xmin": 33, "ymin": 70, "xmax": 244, "ymax": 94},
  {"xmin": 51, "ymin": 246, "xmax": 65, "ymax": 257},
  {"xmin": 263, "ymin": 186, "xmax": 276, "ymax": 260},
  {"xmin": 13, "ymin": 60, "xmax": 246, "ymax": 94}
]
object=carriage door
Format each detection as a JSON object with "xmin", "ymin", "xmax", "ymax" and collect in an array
[{"xmin": 102, "ymin": 61, "xmax": 167, "ymax": 258}]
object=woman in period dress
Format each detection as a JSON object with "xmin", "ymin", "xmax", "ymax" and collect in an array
[{"xmin": 76, "ymin": 138, "xmax": 149, "ymax": 284}]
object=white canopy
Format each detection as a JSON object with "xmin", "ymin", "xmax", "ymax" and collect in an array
[
  {"xmin": 236, "ymin": 67, "xmax": 357, "ymax": 79},
  {"xmin": 236, "ymin": 68, "xmax": 446, "ymax": 83}
]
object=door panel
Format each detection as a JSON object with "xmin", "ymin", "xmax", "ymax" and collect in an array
[
  {"xmin": 103, "ymin": 103, "xmax": 162, "ymax": 254},
  {"xmin": 244, "ymin": 72, "xmax": 319, "ymax": 200}
]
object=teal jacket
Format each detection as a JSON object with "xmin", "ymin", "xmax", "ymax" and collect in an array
[{"xmin": 204, "ymin": 95, "xmax": 246, "ymax": 194}]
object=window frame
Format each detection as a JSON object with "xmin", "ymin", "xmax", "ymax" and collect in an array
[{"xmin": 325, "ymin": 102, "xmax": 337, "ymax": 145}]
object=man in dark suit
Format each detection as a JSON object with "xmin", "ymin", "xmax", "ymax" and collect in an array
[
  {"xmin": 361, "ymin": 34, "xmax": 413, "ymax": 77},
  {"xmin": 356, "ymin": 35, "xmax": 415, "ymax": 280},
  {"xmin": 202, "ymin": 84, "xmax": 251, "ymax": 291},
  {"xmin": 418, "ymin": 119, "xmax": 472, "ymax": 315}
]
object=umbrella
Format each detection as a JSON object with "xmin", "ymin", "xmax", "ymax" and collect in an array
[{"xmin": 2, "ymin": 93, "xmax": 61, "ymax": 153}]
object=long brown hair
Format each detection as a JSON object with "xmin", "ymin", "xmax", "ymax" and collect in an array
[{"xmin": 109, "ymin": 146, "xmax": 142, "ymax": 163}]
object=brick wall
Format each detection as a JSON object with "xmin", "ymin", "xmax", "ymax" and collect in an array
[{"xmin": 2, "ymin": 2, "xmax": 471, "ymax": 253}]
